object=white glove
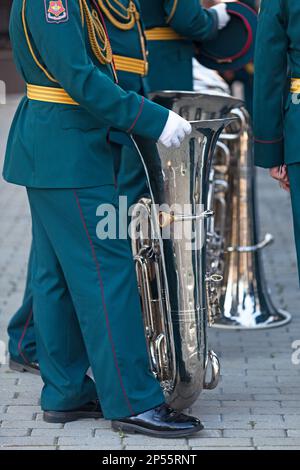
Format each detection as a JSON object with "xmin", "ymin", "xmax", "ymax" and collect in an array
[
  {"xmin": 159, "ymin": 111, "xmax": 192, "ymax": 148},
  {"xmin": 211, "ymin": 3, "xmax": 230, "ymax": 30}
]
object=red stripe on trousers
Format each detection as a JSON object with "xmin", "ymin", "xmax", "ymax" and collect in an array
[{"xmin": 17, "ymin": 309, "xmax": 33, "ymax": 364}]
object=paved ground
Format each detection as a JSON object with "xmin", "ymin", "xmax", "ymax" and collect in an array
[{"xmin": 0, "ymin": 96, "xmax": 300, "ymax": 450}]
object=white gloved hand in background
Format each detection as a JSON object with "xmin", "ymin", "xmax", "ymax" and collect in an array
[
  {"xmin": 159, "ymin": 111, "xmax": 192, "ymax": 148},
  {"xmin": 211, "ymin": 3, "xmax": 231, "ymax": 30}
]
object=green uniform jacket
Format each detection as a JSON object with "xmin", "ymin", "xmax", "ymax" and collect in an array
[
  {"xmin": 3, "ymin": 0, "xmax": 168, "ymax": 188},
  {"xmin": 104, "ymin": 0, "xmax": 147, "ymax": 95},
  {"xmin": 103, "ymin": 0, "xmax": 149, "ymax": 147},
  {"xmin": 253, "ymin": 0, "xmax": 300, "ymax": 168},
  {"xmin": 139, "ymin": 0, "xmax": 218, "ymax": 92}
]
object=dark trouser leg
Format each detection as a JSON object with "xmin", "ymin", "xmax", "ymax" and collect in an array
[
  {"xmin": 287, "ymin": 163, "xmax": 300, "ymax": 284},
  {"xmin": 27, "ymin": 185, "xmax": 163, "ymax": 419},
  {"xmin": 8, "ymin": 144, "xmax": 148, "ymax": 367},
  {"xmin": 29, "ymin": 201, "xmax": 97, "ymax": 410},
  {"xmin": 8, "ymin": 245, "xmax": 37, "ymax": 364}
]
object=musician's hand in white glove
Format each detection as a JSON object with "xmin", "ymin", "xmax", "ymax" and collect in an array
[
  {"xmin": 159, "ymin": 111, "xmax": 192, "ymax": 148},
  {"xmin": 211, "ymin": 3, "xmax": 230, "ymax": 30}
]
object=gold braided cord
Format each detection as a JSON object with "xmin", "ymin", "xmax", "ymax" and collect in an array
[
  {"xmin": 166, "ymin": 0, "xmax": 178, "ymax": 24},
  {"xmin": 79, "ymin": 0, "xmax": 85, "ymax": 27},
  {"xmin": 97, "ymin": 0, "xmax": 148, "ymax": 74},
  {"xmin": 22, "ymin": 0, "xmax": 58, "ymax": 83},
  {"xmin": 80, "ymin": 0, "xmax": 113, "ymax": 64},
  {"xmin": 136, "ymin": 18, "xmax": 148, "ymax": 76},
  {"xmin": 103, "ymin": 0, "xmax": 134, "ymax": 21},
  {"xmin": 97, "ymin": 0, "xmax": 138, "ymax": 30}
]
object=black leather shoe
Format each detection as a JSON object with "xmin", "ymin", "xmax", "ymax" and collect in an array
[
  {"xmin": 9, "ymin": 358, "xmax": 40, "ymax": 376},
  {"xmin": 43, "ymin": 400, "xmax": 103, "ymax": 423},
  {"xmin": 111, "ymin": 403, "xmax": 204, "ymax": 438}
]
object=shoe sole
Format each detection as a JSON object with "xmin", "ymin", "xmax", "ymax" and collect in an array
[
  {"xmin": 111, "ymin": 421, "xmax": 204, "ymax": 438},
  {"xmin": 9, "ymin": 359, "xmax": 40, "ymax": 376},
  {"xmin": 43, "ymin": 410, "xmax": 104, "ymax": 424}
]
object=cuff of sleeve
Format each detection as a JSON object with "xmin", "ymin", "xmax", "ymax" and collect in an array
[
  {"xmin": 205, "ymin": 9, "xmax": 219, "ymax": 41},
  {"xmin": 127, "ymin": 97, "xmax": 169, "ymax": 141},
  {"xmin": 254, "ymin": 138, "xmax": 285, "ymax": 168}
]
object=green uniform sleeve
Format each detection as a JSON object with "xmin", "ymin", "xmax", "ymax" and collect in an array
[
  {"xmin": 26, "ymin": 0, "xmax": 168, "ymax": 140},
  {"xmin": 164, "ymin": 0, "xmax": 218, "ymax": 41},
  {"xmin": 253, "ymin": 0, "xmax": 288, "ymax": 168}
]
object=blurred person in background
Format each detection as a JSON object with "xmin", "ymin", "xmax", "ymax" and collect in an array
[{"xmin": 253, "ymin": 0, "xmax": 300, "ymax": 282}]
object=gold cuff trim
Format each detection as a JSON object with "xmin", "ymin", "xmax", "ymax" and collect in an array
[
  {"xmin": 145, "ymin": 27, "xmax": 185, "ymax": 41},
  {"xmin": 27, "ymin": 84, "xmax": 79, "ymax": 106},
  {"xmin": 113, "ymin": 54, "xmax": 148, "ymax": 75}
]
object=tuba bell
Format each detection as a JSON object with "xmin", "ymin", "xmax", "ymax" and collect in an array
[
  {"xmin": 131, "ymin": 107, "xmax": 234, "ymax": 410},
  {"xmin": 152, "ymin": 90, "xmax": 291, "ymax": 329},
  {"xmin": 208, "ymin": 104, "xmax": 292, "ymax": 329}
]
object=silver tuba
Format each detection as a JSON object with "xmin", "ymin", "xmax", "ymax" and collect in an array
[
  {"xmin": 160, "ymin": 91, "xmax": 291, "ymax": 329},
  {"xmin": 131, "ymin": 107, "xmax": 234, "ymax": 410},
  {"xmin": 147, "ymin": 91, "xmax": 292, "ymax": 330},
  {"xmin": 208, "ymin": 104, "xmax": 292, "ymax": 329}
]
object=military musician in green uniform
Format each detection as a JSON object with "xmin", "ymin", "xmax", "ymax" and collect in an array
[
  {"xmin": 7, "ymin": 0, "xmax": 154, "ymax": 374},
  {"xmin": 7, "ymin": 0, "xmax": 229, "ymax": 378},
  {"xmin": 4, "ymin": 0, "xmax": 209, "ymax": 437},
  {"xmin": 140, "ymin": 0, "xmax": 230, "ymax": 92}
]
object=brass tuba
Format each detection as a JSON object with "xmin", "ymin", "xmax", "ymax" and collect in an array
[{"xmin": 131, "ymin": 95, "xmax": 234, "ymax": 410}]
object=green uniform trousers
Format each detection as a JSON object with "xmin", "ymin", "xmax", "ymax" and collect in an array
[
  {"xmin": 26, "ymin": 183, "xmax": 162, "ymax": 419},
  {"xmin": 8, "ymin": 248, "xmax": 37, "ymax": 364},
  {"xmin": 8, "ymin": 144, "xmax": 148, "ymax": 369}
]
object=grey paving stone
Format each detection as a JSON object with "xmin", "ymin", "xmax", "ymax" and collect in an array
[
  {"xmin": 222, "ymin": 401, "xmax": 281, "ymax": 410},
  {"xmin": 30, "ymin": 428, "xmax": 93, "ymax": 437},
  {"xmin": 123, "ymin": 435, "xmax": 187, "ymax": 446},
  {"xmin": 187, "ymin": 438, "xmax": 252, "ymax": 447},
  {"xmin": 190, "ymin": 429, "xmax": 222, "ymax": 438},
  {"xmin": 253, "ymin": 437, "xmax": 300, "ymax": 447},
  {"xmin": 0, "ymin": 437, "xmax": 56, "ymax": 447},
  {"xmin": 6, "ymin": 405, "xmax": 40, "ymax": 415},
  {"xmin": 223, "ymin": 429, "xmax": 286, "ymax": 438},
  {"xmin": 250, "ymin": 407, "xmax": 284, "ymax": 415},
  {"xmin": 124, "ymin": 445, "xmax": 190, "ymax": 450},
  {"xmin": 0, "ymin": 429, "xmax": 30, "ymax": 437},
  {"xmin": 191, "ymin": 446, "xmax": 255, "ymax": 450},
  {"xmin": 63, "ymin": 419, "xmax": 111, "ymax": 429},
  {"xmin": 58, "ymin": 445, "xmax": 122, "ymax": 450},
  {"xmin": 281, "ymin": 410, "xmax": 300, "ymax": 416},
  {"xmin": 283, "ymin": 416, "xmax": 300, "ymax": 428},
  {"xmin": 1, "ymin": 446, "xmax": 57, "ymax": 450},
  {"xmin": 190, "ymin": 407, "xmax": 222, "ymax": 415},
  {"xmin": 58, "ymin": 435, "xmax": 122, "ymax": 446},
  {"xmin": 0, "ymin": 420, "xmax": 62, "ymax": 429},
  {"xmin": 287, "ymin": 430, "xmax": 300, "ymax": 437},
  {"xmin": 253, "ymin": 394, "xmax": 299, "ymax": 401},
  {"xmin": 223, "ymin": 414, "xmax": 284, "ymax": 424},
  {"xmin": 256, "ymin": 446, "xmax": 300, "ymax": 450}
]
